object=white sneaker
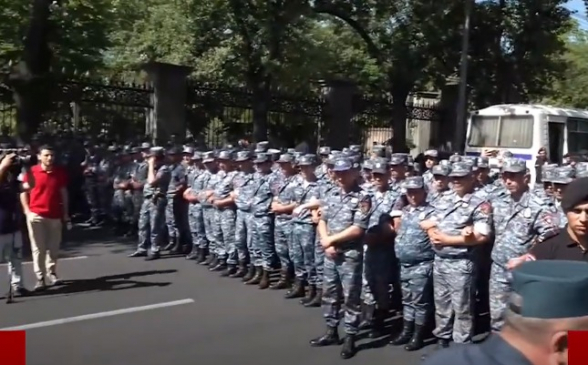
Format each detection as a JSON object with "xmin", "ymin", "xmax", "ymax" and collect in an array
[{"xmin": 48, "ymin": 273, "xmax": 61, "ymax": 285}]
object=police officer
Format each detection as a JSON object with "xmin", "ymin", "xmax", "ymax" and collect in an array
[
  {"xmin": 489, "ymin": 158, "xmax": 559, "ymax": 331},
  {"xmin": 310, "ymin": 157, "xmax": 370, "ymax": 360},
  {"xmin": 423, "ymin": 260, "xmax": 588, "ymax": 365},
  {"xmin": 389, "ymin": 175, "xmax": 434, "ymax": 351}
]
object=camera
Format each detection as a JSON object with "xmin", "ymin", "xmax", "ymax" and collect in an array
[{"xmin": 0, "ymin": 148, "xmax": 33, "ymax": 168}]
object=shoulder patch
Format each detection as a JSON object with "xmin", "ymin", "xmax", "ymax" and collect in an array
[
  {"xmin": 479, "ymin": 202, "xmax": 492, "ymax": 214},
  {"xmin": 359, "ymin": 196, "xmax": 372, "ymax": 214}
]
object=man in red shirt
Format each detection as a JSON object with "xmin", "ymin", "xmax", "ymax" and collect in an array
[{"xmin": 20, "ymin": 145, "xmax": 70, "ymax": 290}]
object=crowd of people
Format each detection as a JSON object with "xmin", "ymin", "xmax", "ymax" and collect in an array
[{"xmin": 2, "ymin": 138, "xmax": 588, "ymax": 363}]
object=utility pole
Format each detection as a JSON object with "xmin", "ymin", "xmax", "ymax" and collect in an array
[{"xmin": 454, "ymin": 0, "xmax": 473, "ymax": 153}]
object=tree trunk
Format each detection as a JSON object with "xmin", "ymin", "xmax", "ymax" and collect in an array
[
  {"xmin": 251, "ymin": 77, "xmax": 270, "ymax": 143},
  {"xmin": 391, "ymin": 88, "xmax": 411, "ymax": 153},
  {"xmin": 9, "ymin": 0, "xmax": 54, "ymax": 143}
]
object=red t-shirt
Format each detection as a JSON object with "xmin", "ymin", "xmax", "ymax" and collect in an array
[{"xmin": 23, "ymin": 165, "xmax": 68, "ymax": 219}]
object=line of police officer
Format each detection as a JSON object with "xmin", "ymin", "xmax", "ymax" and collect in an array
[{"xmin": 85, "ymin": 141, "xmax": 588, "ymax": 360}]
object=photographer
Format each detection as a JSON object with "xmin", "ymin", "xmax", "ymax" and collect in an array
[
  {"xmin": 20, "ymin": 145, "xmax": 69, "ymax": 291},
  {"xmin": 0, "ymin": 152, "xmax": 29, "ymax": 296}
]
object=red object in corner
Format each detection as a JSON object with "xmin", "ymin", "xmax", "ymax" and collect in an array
[
  {"xmin": 0, "ymin": 331, "xmax": 26, "ymax": 365},
  {"xmin": 569, "ymin": 331, "xmax": 588, "ymax": 365}
]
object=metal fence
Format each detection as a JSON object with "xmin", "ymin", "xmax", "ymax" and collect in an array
[
  {"xmin": 185, "ymin": 82, "xmax": 325, "ymax": 148},
  {"xmin": 0, "ymin": 76, "xmax": 445, "ymax": 150}
]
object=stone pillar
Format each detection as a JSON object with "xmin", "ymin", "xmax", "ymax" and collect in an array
[
  {"xmin": 142, "ymin": 62, "xmax": 192, "ymax": 144},
  {"xmin": 322, "ymin": 80, "xmax": 357, "ymax": 149}
]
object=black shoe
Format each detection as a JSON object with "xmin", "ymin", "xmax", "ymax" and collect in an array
[
  {"xmin": 242, "ymin": 265, "xmax": 256, "ymax": 282},
  {"xmin": 15, "ymin": 286, "xmax": 30, "ymax": 297},
  {"xmin": 359, "ymin": 304, "xmax": 375, "ymax": 330},
  {"xmin": 128, "ymin": 250, "xmax": 147, "ymax": 258},
  {"xmin": 309, "ymin": 327, "xmax": 339, "ymax": 347},
  {"xmin": 436, "ymin": 339, "xmax": 450, "ymax": 349},
  {"xmin": 369, "ymin": 309, "xmax": 387, "ymax": 338},
  {"xmin": 197, "ymin": 249, "xmax": 208, "ymax": 264},
  {"xmin": 245, "ymin": 267, "xmax": 263, "ymax": 285},
  {"xmin": 220, "ymin": 264, "xmax": 237, "ymax": 277},
  {"xmin": 389, "ymin": 320, "xmax": 414, "ymax": 346},
  {"xmin": 300, "ymin": 285, "xmax": 316, "ymax": 305},
  {"xmin": 230, "ymin": 262, "xmax": 248, "ymax": 278},
  {"xmin": 145, "ymin": 252, "xmax": 161, "ymax": 261},
  {"xmin": 186, "ymin": 248, "xmax": 199, "ymax": 260},
  {"xmin": 340, "ymin": 335, "xmax": 357, "ymax": 359},
  {"xmin": 210, "ymin": 259, "xmax": 227, "ymax": 272},
  {"xmin": 285, "ymin": 281, "xmax": 306, "ymax": 299},
  {"xmin": 404, "ymin": 324, "xmax": 425, "ymax": 351},
  {"xmin": 304, "ymin": 289, "xmax": 322, "ymax": 307}
]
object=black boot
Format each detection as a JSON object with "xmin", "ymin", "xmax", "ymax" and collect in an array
[
  {"xmin": 210, "ymin": 258, "xmax": 227, "ymax": 272},
  {"xmin": 186, "ymin": 247, "xmax": 199, "ymax": 260},
  {"xmin": 359, "ymin": 304, "xmax": 375, "ymax": 329},
  {"xmin": 196, "ymin": 248, "xmax": 208, "ymax": 263},
  {"xmin": 285, "ymin": 280, "xmax": 306, "ymax": 299},
  {"xmin": 230, "ymin": 261, "xmax": 248, "ymax": 278},
  {"xmin": 304, "ymin": 288, "xmax": 322, "ymax": 307},
  {"xmin": 163, "ymin": 240, "xmax": 175, "ymax": 251},
  {"xmin": 170, "ymin": 237, "xmax": 183, "ymax": 254},
  {"xmin": 258, "ymin": 269, "xmax": 270, "ymax": 289},
  {"xmin": 300, "ymin": 285, "xmax": 316, "ymax": 305},
  {"xmin": 369, "ymin": 309, "xmax": 386, "ymax": 338},
  {"xmin": 242, "ymin": 265, "xmax": 256, "ymax": 282},
  {"xmin": 421, "ymin": 339, "xmax": 450, "ymax": 361},
  {"xmin": 245, "ymin": 266, "xmax": 263, "ymax": 285},
  {"xmin": 205, "ymin": 255, "xmax": 218, "ymax": 267},
  {"xmin": 309, "ymin": 327, "xmax": 339, "ymax": 347},
  {"xmin": 404, "ymin": 324, "xmax": 425, "ymax": 351},
  {"xmin": 389, "ymin": 320, "xmax": 414, "ymax": 346},
  {"xmin": 270, "ymin": 270, "xmax": 291, "ymax": 289},
  {"xmin": 220, "ymin": 264, "xmax": 237, "ymax": 277},
  {"xmin": 340, "ymin": 335, "xmax": 357, "ymax": 359}
]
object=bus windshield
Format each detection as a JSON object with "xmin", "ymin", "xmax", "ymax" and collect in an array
[{"xmin": 467, "ymin": 115, "xmax": 534, "ymax": 148}]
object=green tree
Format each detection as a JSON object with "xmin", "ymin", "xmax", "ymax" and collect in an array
[{"xmin": 540, "ymin": 22, "xmax": 588, "ymax": 108}]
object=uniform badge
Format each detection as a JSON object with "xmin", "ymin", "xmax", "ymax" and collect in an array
[
  {"xmin": 351, "ymin": 198, "xmax": 358, "ymax": 205},
  {"xmin": 418, "ymin": 212, "xmax": 426, "ymax": 220},
  {"xmin": 360, "ymin": 198, "xmax": 371, "ymax": 214},
  {"xmin": 479, "ymin": 202, "xmax": 492, "ymax": 214},
  {"xmin": 461, "ymin": 202, "xmax": 468, "ymax": 208},
  {"xmin": 523, "ymin": 208, "xmax": 531, "ymax": 218}
]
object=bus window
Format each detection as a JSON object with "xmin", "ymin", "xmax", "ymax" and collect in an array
[
  {"xmin": 567, "ymin": 118, "xmax": 588, "ymax": 152},
  {"xmin": 468, "ymin": 116, "xmax": 499, "ymax": 146},
  {"xmin": 497, "ymin": 115, "xmax": 533, "ymax": 148},
  {"xmin": 468, "ymin": 115, "xmax": 533, "ymax": 148}
]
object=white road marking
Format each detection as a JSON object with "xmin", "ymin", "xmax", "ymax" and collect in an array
[
  {"xmin": 0, "ymin": 299, "xmax": 195, "ymax": 331},
  {"xmin": 0, "ymin": 256, "xmax": 88, "ymax": 267}
]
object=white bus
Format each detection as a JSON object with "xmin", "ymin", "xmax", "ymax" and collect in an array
[{"xmin": 464, "ymin": 104, "xmax": 588, "ymax": 182}]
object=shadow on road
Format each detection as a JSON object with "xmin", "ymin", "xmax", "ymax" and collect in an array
[{"xmin": 26, "ymin": 269, "xmax": 177, "ymax": 298}]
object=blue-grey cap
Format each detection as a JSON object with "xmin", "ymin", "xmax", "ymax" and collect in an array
[
  {"xmin": 332, "ymin": 158, "xmax": 353, "ymax": 172},
  {"xmin": 192, "ymin": 152, "xmax": 202, "ymax": 161},
  {"xmin": 575, "ymin": 162, "xmax": 588, "ymax": 178},
  {"xmin": 318, "ymin": 146, "xmax": 331, "ymax": 155},
  {"xmin": 424, "ymin": 149, "xmax": 438, "ymax": 158},
  {"xmin": 501, "ymin": 158, "xmax": 527, "ymax": 174},
  {"xmin": 511, "ymin": 260, "xmax": 588, "ymax": 319},
  {"xmin": 298, "ymin": 155, "xmax": 316, "ymax": 166},
  {"xmin": 168, "ymin": 146, "xmax": 183, "ymax": 155},
  {"xmin": 439, "ymin": 159, "xmax": 451, "ymax": 168},
  {"xmin": 286, "ymin": 148, "xmax": 296, "ymax": 154},
  {"xmin": 476, "ymin": 156, "xmax": 489, "ymax": 169},
  {"xmin": 362, "ymin": 159, "xmax": 374, "ymax": 170},
  {"xmin": 202, "ymin": 151, "xmax": 216, "ymax": 163},
  {"xmin": 341, "ymin": 147, "xmax": 350, "ymax": 154},
  {"xmin": 140, "ymin": 142, "xmax": 151, "ymax": 150},
  {"xmin": 449, "ymin": 162, "xmax": 472, "ymax": 177},
  {"xmin": 130, "ymin": 147, "xmax": 141, "ymax": 154},
  {"xmin": 552, "ymin": 166, "xmax": 575, "ymax": 185},
  {"xmin": 431, "ymin": 164, "xmax": 450, "ymax": 176},
  {"xmin": 349, "ymin": 145, "xmax": 362, "ymax": 154},
  {"xmin": 254, "ymin": 141, "xmax": 269, "ymax": 153},
  {"xmin": 502, "ymin": 151, "xmax": 514, "ymax": 158},
  {"xmin": 371, "ymin": 158, "xmax": 388, "ymax": 174},
  {"xmin": 253, "ymin": 152, "xmax": 270, "ymax": 164},
  {"xmin": 389, "ymin": 153, "xmax": 407, "ymax": 166},
  {"xmin": 326, "ymin": 152, "xmax": 341, "ymax": 165},
  {"xmin": 217, "ymin": 150, "xmax": 233, "ymax": 160},
  {"xmin": 404, "ymin": 176, "xmax": 425, "ymax": 190},
  {"xmin": 448, "ymin": 154, "xmax": 462, "ymax": 163},
  {"xmin": 276, "ymin": 153, "xmax": 295, "ymax": 163},
  {"xmin": 149, "ymin": 146, "xmax": 165, "ymax": 157},
  {"xmin": 541, "ymin": 164, "xmax": 557, "ymax": 182},
  {"xmin": 183, "ymin": 146, "xmax": 194, "ymax": 155},
  {"xmin": 235, "ymin": 150, "xmax": 252, "ymax": 162}
]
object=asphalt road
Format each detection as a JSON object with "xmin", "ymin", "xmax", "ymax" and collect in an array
[{"xmin": 0, "ymin": 235, "xmax": 432, "ymax": 365}]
